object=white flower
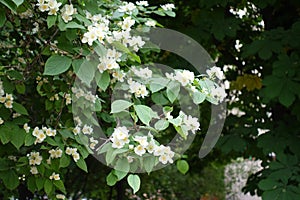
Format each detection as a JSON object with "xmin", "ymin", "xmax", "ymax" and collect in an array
[
  {"xmin": 174, "ymin": 70, "xmax": 194, "ymax": 86},
  {"xmin": 161, "ymin": 3, "xmax": 175, "ymax": 11},
  {"xmin": 134, "ymin": 145, "xmax": 146, "ymax": 156},
  {"xmin": 211, "ymin": 86, "xmax": 227, "ymax": 102},
  {"xmin": 82, "ymin": 124, "xmax": 93, "ymax": 135},
  {"xmin": 182, "ymin": 114, "xmax": 200, "ymax": 134},
  {"xmin": 4, "ymin": 100, "xmax": 13, "ymax": 108},
  {"xmin": 136, "ymin": 1, "xmax": 149, "ymax": 6},
  {"xmin": 0, "ymin": 117, "xmax": 4, "ymax": 125},
  {"xmin": 145, "ymin": 20, "xmax": 156, "ymax": 27},
  {"xmin": 30, "ymin": 166, "xmax": 38, "ymax": 175},
  {"xmin": 65, "ymin": 93, "xmax": 71, "ymax": 105},
  {"xmin": 132, "ymin": 67, "xmax": 152, "ymax": 79},
  {"xmin": 206, "ymin": 66, "xmax": 225, "ymax": 80},
  {"xmin": 73, "ymin": 126, "xmax": 81, "ymax": 135},
  {"xmin": 49, "ymin": 149, "xmax": 62, "ymax": 159},
  {"xmin": 45, "ymin": 128, "xmax": 56, "ymax": 136},
  {"xmin": 128, "ymin": 80, "xmax": 149, "ymax": 98},
  {"xmin": 48, "ymin": 0, "xmax": 61, "ymax": 15},
  {"xmin": 28, "ymin": 152, "xmax": 43, "ymax": 166},
  {"xmin": 37, "ymin": 3, "xmax": 49, "ymax": 12},
  {"xmin": 133, "ymin": 136, "xmax": 148, "ymax": 148},
  {"xmin": 72, "ymin": 152, "xmax": 80, "ymax": 162},
  {"xmin": 49, "ymin": 172, "xmax": 60, "ymax": 180},
  {"xmin": 89, "ymin": 137, "xmax": 99, "ymax": 150},
  {"xmin": 121, "ymin": 16, "xmax": 135, "ymax": 31},
  {"xmin": 23, "ymin": 123, "xmax": 30, "ymax": 133},
  {"xmin": 111, "ymin": 138, "xmax": 126, "ymax": 149},
  {"xmin": 112, "ymin": 126, "xmax": 129, "ymax": 140},
  {"xmin": 35, "ymin": 130, "xmax": 46, "ymax": 143},
  {"xmin": 118, "ymin": 2, "xmax": 136, "ymax": 14},
  {"xmin": 112, "ymin": 70, "xmax": 126, "ymax": 82},
  {"xmin": 61, "ymin": 4, "xmax": 77, "ymax": 23},
  {"xmin": 56, "ymin": 194, "xmax": 66, "ymax": 199},
  {"xmin": 146, "ymin": 140, "xmax": 156, "ymax": 153},
  {"xmin": 66, "ymin": 147, "xmax": 77, "ymax": 155}
]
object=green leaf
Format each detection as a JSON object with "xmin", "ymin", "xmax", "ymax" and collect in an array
[
  {"xmin": 1, "ymin": 170, "xmax": 19, "ymax": 190},
  {"xmin": 143, "ymin": 156, "xmax": 156, "ymax": 174},
  {"xmin": 96, "ymin": 71, "xmax": 110, "ymax": 91},
  {"xmin": 12, "ymin": 0, "xmax": 23, "ymax": 7},
  {"xmin": 111, "ymin": 100, "xmax": 133, "ymax": 113},
  {"xmin": 76, "ymin": 158, "xmax": 88, "ymax": 172},
  {"xmin": 278, "ymin": 88, "xmax": 295, "ymax": 107},
  {"xmin": 0, "ymin": 7, "xmax": 6, "ymax": 27},
  {"xmin": 44, "ymin": 55, "xmax": 72, "ymax": 76},
  {"xmin": 192, "ymin": 91, "xmax": 206, "ymax": 104},
  {"xmin": 114, "ymin": 170, "xmax": 128, "ymax": 181},
  {"xmin": 24, "ymin": 133, "xmax": 35, "ymax": 146},
  {"xmin": 59, "ymin": 154, "xmax": 70, "ymax": 168},
  {"xmin": 16, "ymin": 83, "xmax": 25, "ymax": 94},
  {"xmin": 166, "ymin": 81, "xmax": 180, "ymax": 103},
  {"xmin": 176, "ymin": 160, "xmax": 189, "ymax": 174},
  {"xmin": 0, "ymin": 0, "xmax": 17, "ymax": 13},
  {"xmin": 47, "ymin": 15, "xmax": 57, "ymax": 28},
  {"xmin": 12, "ymin": 102, "xmax": 28, "ymax": 115},
  {"xmin": 154, "ymin": 119, "xmax": 169, "ymax": 131},
  {"xmin": 151, "ymin": 92, "xmax": 169, "ymax": 105},
  {"xmin": 27, "ymin": 176, "xmax": 36, "ymax": 193},
  {"xmin": 106, "ymin": 171, "xmax": 118, "ymax": 186},
  {"xmin": 127, "ymin": 174, "xmax": 141, "ymax": 194},
  {"xmin": 53, "ymin": 180, "xmax": 66, "ymax": 194},
  {"xmin": 75, "ymin": 59, "xmax": 97, "ymax": 86},
  {"xmin": 134, "ymin": 105, "xmax": 158, "ymax": 126},
  {"xmin": 112, "ymin": 41, "xmax": 130, "ymax": 54},
  {"xmin": 36, "ymin": 178, "xmax": 45, "ymax": 191},
  {"xmin": 114, "ymin": 157, "xmax": 130, "ymax": 173},
  {"xmin": 149, "ymin": 77, "xmax": 169, "ymax": 93},
  {"xmin": 44, "ymin": 179, "xmax": 53, "ymax": 195},
  {"xmin": 258, "ymin": 178, "xmax": 280, "ymax": 191},
  {"xmin": 10, "ymin": 129, "xmax": 26, "ymax": 150}
]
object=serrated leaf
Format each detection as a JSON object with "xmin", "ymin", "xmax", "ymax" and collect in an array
[
  {"xmin": 127, "ymin": 174, "xmax": 141, "ymax": 194},
  {"xmin": 177, "ymin": 160, "xmax": 189, "ymax": 174},
  {"xmin": 111, "ymin": 100, "xmax": 133, "ymax": 113},
  {"xmin": 44, "ymin": 55, "xmax": 72, "ymax": 76}
]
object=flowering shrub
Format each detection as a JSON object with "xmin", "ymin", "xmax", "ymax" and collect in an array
[{"xmin": 0, "ymin": 0, "xmax": 226, "ymax": 198}]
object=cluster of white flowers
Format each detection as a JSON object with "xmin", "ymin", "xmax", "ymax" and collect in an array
[
  {"xmin": 131, "ymin": 67, "xmax": 152, "ymax": 79},
  {"xmin": 119, "ymin": 16, "xmax": 135, "ymax": 31},
  {"xmin": 49, "ymin": 172, "xmax": 60, "ymax": 180},
  {"xmin": 66, "ymin": 147, "xmax": 80, "ymax": 162},
  {"xmin": 28, "ymin": 151, "xmax": 43, "ymax": 166},
  {"xmin": 128, "ymin": 79, "xmax": 149, "ymax": 98},
  {"xmin": 0, "ymin": 117, "xmax": 3, "ymax": 125},
  {"xmin": 61, "ymin": 4, "xmax": 77, "ymax": 23},
  {"xmin": 0, "ymin": 93, "xmax": 14, "ymax": 109},
  {"xmin": 206, "ymin": 66, "xmax": 225, "ymax": 80},
  {"xmin": 36, "ymin": 0, "xmax": 62, "ymax": 15},
  {"xmin": 49, "ymin": 93, "xmax": 59, "ymax": 101},
  {"xmin": 72, "ymin": 87, "xmax": 98, "ymax": 104},
  {"xmin": 211, "ymin": 86, "xmax": 227, "ymax": 102},
  {"xmin": 82, "ymin": 22, "xmax": 110, "ymax": 45},
  {"xmin": 106, "ymin": 30, "xmax": 145, "ymax": 52},
  {"xmin": 110, "ymin": 126, "xmax": 130, "ymax": 149},
  {"xmin": 89, "ymin": 137, "xmax": 99, "ymax": 150},
  {"xmin": 161, "ymin": 3, "xmax": 175, "ymax": 11},
  {"xmin": 97, "ymin": 48, "xmax": 122, "ymax": 73},
  {"xmin": 181, "ymin": 112, "xmax": 201, "ymax": 134},
  {"xmin": 118, "ymin": 2, "xmax": 137, "ymax": 14},
  {"xmin": 49, "ymin": 148, "xmax": 63, "ymax": 159},
  {"xmin": 32, "ymin": 126, "xmax": 56, "ymax": 144},
  {"xmin": 110, "ymin": 127, "xmax": 175, "ymax": 164},
  {"xmin": 136, "ymin": 1, "xmax": 149, "ymax": 7},
  {"xmin": 72, "ymin": 124, "xmax": 93, "ymax": 135},
  {"xmin": 166, "ymin": 70, "xmax": 195, "ymax": 87}
]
